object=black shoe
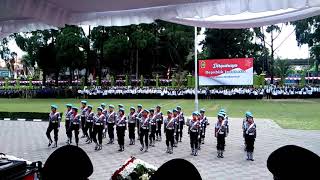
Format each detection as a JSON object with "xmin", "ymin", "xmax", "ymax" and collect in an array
[
  {"xmin": 52, "ymin": 142, "xmax": 57, "ymax": 148},
  {"xmin": 95, "ymin": 144, "xmax": 98, "ymax": 150},
  {"xmin": 48, "ymin": 140, "xmax": 53, "ymax": 147}
]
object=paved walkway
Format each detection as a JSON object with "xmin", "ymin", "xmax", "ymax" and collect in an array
[{"xmin": 1, "ymin": 118, "xmax": 319, "ymax": 180}]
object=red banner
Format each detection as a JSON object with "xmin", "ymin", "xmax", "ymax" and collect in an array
[{"xmin": 198, "ymin": 58, "xmax": 253, "ymax": 86}]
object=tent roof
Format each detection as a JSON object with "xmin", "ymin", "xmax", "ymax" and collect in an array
[{"xmin": 1, "ymin": 0, "xmax": 320, "ymax": 37}]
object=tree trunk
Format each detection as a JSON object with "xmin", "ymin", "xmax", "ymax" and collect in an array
[
  {"xmin": 98, "ymin": 48, "xmax": 103, "ymax": 86},
  {"xmin": 130, "ymin": 50, "xmax": 134, "ymax": 75},
  {"xmin": 85, "ymin": 66, "xmax": 89, "ymax": 86},
  {"xmin": 55, "ymin": 70, "xmax": 59, "ymax": 87},
  {"xmin": 69, "ymin": 68, "xmax": 73, "ymax": 85},
  {"xmin": 135, "ymin": 49, "xmax": 139, "ymax": 80},
  {"xmin": 42, "ymin": 71, "xmax": 46, "ymax": 86},
  {"xmin": 270, "ymin": 30, "xmax": 274, "ymax": 84}
]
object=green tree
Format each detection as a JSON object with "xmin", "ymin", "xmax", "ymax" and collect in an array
[
  {"xmin": 0, "ymin": 38, "xmax": 16, "ymax": 78},
  {"xmin": 291, "ymin": 16, "xmax": 320, "ymax": 73},
  {"xmin": 274, "ymin": 59, "xmax": 291, "ymax": 85},
  {"xmin": 91, "ymin": 26, "xmax": 112, "ymax": 84},
  {"xmin": 56, "ymin": 25, "xmax": 87, "ymax": 84},
  {"xmin": 265, "ymin": 25, "xmax": 283, "ymax": 83},
  {"xmin": 14, "ymin": 29, "xmax": 59, "ymax": 85},
  {"xmin": 21, "ymin": 54, "xmax": 33, "ymax": 77}
]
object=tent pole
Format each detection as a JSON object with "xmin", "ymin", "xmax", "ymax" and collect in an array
[{"xmin": 194, "ymin": 26, "xmax": 199, "ymax": 111}]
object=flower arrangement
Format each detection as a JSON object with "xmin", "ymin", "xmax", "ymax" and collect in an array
[{"xmin": 111, "ymin": 156, "xmax": 157, "ymax": 180}]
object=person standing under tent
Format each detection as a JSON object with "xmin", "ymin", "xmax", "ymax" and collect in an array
[
  {"xmin": 139, "ymin": 109, "xmax": 150, "ymax": 152},
  {"xmin": 164, "ymin": 110, "xmax": 175, "ymax": 154},
  {"xmin": 67, "ymin": 107, "xmax": 81, "ymax": 146},
  {"xmin": 106, "ymin": 105, "xmax": 116, "ymax": 144},
  {"xmin": 65, "ymin": 104, "xmax": 73, "ymax": 144},
  {"xmin": 244, "ymin": 112, "xmax": 257, "ymax": 161},
  {"xmin": 92, "ymin": 107, "xmax": 106, "ymax": 151},
  {"xmin": 128, "ymin": 107, "xmax": 137, "ymax": 145},
  {"xmin": 215, "ymin": 112, "xmax": 227, "ymax": 158},
  {"xmin": 46, "ymin": 105, "xmax": 61, "ymax": 148},
  {"xmin": 116, "ymin": 108, "xmax": 127, "ymax": 152}
]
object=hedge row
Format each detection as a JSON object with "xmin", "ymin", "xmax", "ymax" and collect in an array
[{"xmin": 0, "ymin": 112, "xmax": 63, "ymax": 121}]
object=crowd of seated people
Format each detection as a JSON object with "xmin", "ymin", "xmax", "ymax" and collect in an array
[
  {"xmin": 0, "ymin": 85, "xmax": 319, "ymax": 99},
  {"xmin": 78, "ymin": 85, "xmax": 320, "ymax": 99}
]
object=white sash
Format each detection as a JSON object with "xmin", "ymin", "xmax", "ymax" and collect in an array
[
  {"xmin": 107, "ymin": 111, "xmax": 115, "ymax": 122},
  {"xmin": 190, "ymin": 120, "xmax": 199, "ymax": 130},
  {"xmin": 217, "ymin": 120, "xmax": 226, "ymax": 134},
  {"xmin": 117, "ymin": 115, "xmax": 126, "ymax": 126},
  {"xmin": 246, "ymin": 123, "xmax": 255, "ymax": 134},
  {"xmin": 166, "ymin": 118, "xmax": 175, "ymax": 129},
  {"xmin": 142, "ymin": 117, "xmax": 149, "ymax": 127}
]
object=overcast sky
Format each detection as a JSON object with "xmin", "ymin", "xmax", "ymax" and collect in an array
[{"xmin": 2, "ymin": 24, "xmax": 309, "ymax": 63}]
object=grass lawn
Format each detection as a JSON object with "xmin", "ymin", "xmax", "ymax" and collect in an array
[{"xmin": 0, "ymin": 98, "xmax": 319, "ymax": 130}]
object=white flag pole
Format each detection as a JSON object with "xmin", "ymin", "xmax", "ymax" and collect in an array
[{"xmin": 194, "ymin": 26, "xmax": 199, "ymax": 112}]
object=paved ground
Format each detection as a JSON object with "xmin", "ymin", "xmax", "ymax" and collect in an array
[{"xmin": 1, "ymin": 118, "xmax": 320, "ymax": 180}]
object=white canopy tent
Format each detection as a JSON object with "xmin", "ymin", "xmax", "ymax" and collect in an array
[
  {"xmin": 1, "ymin": 0, "xmax": 320, "ymax": 110},
  {"xmin": 1, "ymin": 0, "xmax": 320, "ymax": 37}
]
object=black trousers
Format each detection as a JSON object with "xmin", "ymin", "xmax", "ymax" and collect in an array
[
  {"xmin": 84, "ymin": 121, "xmax": 93, "ymax": 139},
  {"xmin": 107, "ymin": 123, "xmax": 115, "ymax": 139},
  {"xmin": 165, "ymin": 129, "xmax": 174, "ymax": 147},
  {"xmin": 128, "ymin": 123, "xmax": 135, "ymax": 139},
  {"xmin": 93, "ymin": 125, "xmax": 103, "ymax": 144},
  {"xmin": 178, "ymin": 121, "xmax": 184, "ymax": 138},
  {"xmin": 116, "ymin": 126, "xmax": 126, "ymax": 146},
  {"xmin": 190, "ymin": 131, "xmax": 199, "ymax": 149},
  {"xmin": 81, "ymin": 116, "xmax": 86, "ymax": 135},
  {"xmin": 199, "ymin": 130, "xmax": 204, "ymax": 144},
  {"xmin": 245, "ymin": 135, "xmax": 255, "ymax": 152},
  {"xmin": 202, "ymin": 125, "xmax": 207, "ymax": 138},
  {"xmin": 65, "ymin": 120, "xmax": 70, "ymax": 135},
  {"xmin": 149, "ymin": 125, "xmax": 156, "ymax": 141},
  {"xmin": 136, "ymin": 121, "xmax": 140, "ymax": 139},
  {"xmin": 156, "ymin": 121, "xmax": 162, "ymax": 137},
  {"xmin": 67, "ymin": 124, "xmax": 80, "ymax": 144},
  {"xmin": 140, "ymin": 128, "xmax": 149, "ymax": 146},
  {"xmin": 46, "ymin": 122, "xmax": 59, "ymax": 142},
  {"xmin": 217, "ymin": 134, "xmax": 226, "ymax": 151}
]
